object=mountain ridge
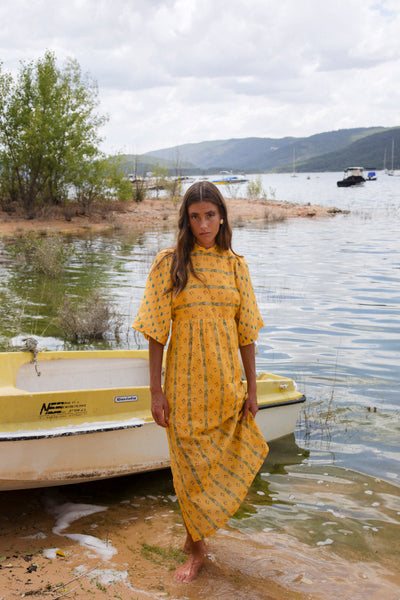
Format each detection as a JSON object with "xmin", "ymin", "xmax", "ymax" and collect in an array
[
  {"xmin": 118, "ymin": 126, "xmax": 400, "ymax": 174},
  {"xmin": 144, "ymin": 128, "xmax": 384, "ymax": 172}
]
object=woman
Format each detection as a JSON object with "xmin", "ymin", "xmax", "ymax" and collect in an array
[{"xmin": 133, "ymin": 181, "xmax": 268, "ymax": 583}]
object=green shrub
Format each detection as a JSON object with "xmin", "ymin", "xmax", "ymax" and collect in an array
[
  {"xmin": 55, "ymin": 292, "xmax": 122, "ymax": 342},
  {"xmin": 246, "ymin": 176, "xmax": 267, "ymax": 200},
  {"xmin": 6, "ymin": 233, "xmax": 74, "ymax": 277}
]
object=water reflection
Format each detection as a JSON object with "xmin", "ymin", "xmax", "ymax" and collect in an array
[
  {"xmin": 0, "ymin": 231, "xmax": 154, "ymax": 349},
  {"xmin": 230, "ymin": 436, "xmax": 400, "ymax": 591}
]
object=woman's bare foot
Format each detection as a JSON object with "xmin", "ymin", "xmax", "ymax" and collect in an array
[{"xmin": 174, "ymin": 538, "xmax": 206, "ymax": 583}]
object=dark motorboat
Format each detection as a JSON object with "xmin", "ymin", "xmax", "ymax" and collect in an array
[{"xmin": 337, "ymin": 167, "xmax": 366, "ymax": 187}]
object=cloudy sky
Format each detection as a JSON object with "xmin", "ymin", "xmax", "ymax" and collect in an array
[{"xmin": 1, "ymin": 0, "xmax": 399, "ymax": 154}]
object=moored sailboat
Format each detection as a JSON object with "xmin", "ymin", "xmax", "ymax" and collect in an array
[{"xmin": 387, "ymin": 139, "xmax": 400, "ymax": 176}]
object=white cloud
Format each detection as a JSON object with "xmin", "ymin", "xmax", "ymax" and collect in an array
[{"xmin": 1, "ymin": 0, "xmax": 399, "ymax": 153}]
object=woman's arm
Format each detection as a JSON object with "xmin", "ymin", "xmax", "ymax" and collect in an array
[
  {"xmin": 239, "ymin": 342, "xmax": 258, "ymax": 419},
  {"xmin": 149, "ymin": 337, "xmax": 169, "ymax": 428}
]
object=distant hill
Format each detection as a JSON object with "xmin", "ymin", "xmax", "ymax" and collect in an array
[
  {"xmin": 115, "ymin": 126, "xmax": 400, "ymax": 174},
  {"xmin": 292, "ymin": 127, "xmax": 400, "ymax": 172},
  {"xmin": 145, "ymin": 137, "xmax": 297, "ymax": 171},
  {"xmin": 142, "ymin": 127, "xmax": 393, "ymax": 172}
]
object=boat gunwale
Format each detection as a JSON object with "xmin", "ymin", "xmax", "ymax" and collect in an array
[
  {"xmin": 0, "ymin": 394, "xmax": 305, "ymax": 442},
  {"xmin": 0, "ymin": 417, "xmax": 148, "ymax": 442},
  {"xmin": 258, "ymin": 394, "xmax": 305, "ymax": 410}
]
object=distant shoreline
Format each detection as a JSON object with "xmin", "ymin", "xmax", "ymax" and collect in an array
[{"xmin": 0, "ymin": 196, "xmax": 348, "ymax": 238}]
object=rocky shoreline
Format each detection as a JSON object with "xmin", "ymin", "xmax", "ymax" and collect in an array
[{"xmin": 0, "ymin": 196, "xmax": 348, "ymax": 237}]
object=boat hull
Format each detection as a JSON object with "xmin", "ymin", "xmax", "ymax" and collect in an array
[
  {"xmin": 337, "ymin": 167, "xmax": 365, "ymax": 187},
  {"xmin": 212, "ymin": 178, "xmax": 248, "ymax": 184},
  {"xmin": 1, "ymin": 421, "xmax": 170, "ymax": 490},
  {"xmin": 0, "ymin": 350, "xmax": 305, "ymax": 491},
  {"xmin": 337, "ymin": 175, "xmax": 365, "ymax": 187}
]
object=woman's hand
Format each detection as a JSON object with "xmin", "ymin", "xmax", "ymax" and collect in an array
[
  {"xmin": 242, "ymin": 391, "xmax": 258, "ymax": 419},
  {"xmin": 239, "ymin": 343, "xmax": 258, "ymax": 419},
  {"xmin": 149, "ymin": 337, "xmax": 168, "ymax": 427},
  {"xmin": 151, "ymin": 389, "xmax": 169, "ymax": 428}
]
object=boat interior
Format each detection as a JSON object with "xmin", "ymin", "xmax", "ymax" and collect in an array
[{"xmin": 16, "ymin": 356, "xmax": 151, "ymax": 393}]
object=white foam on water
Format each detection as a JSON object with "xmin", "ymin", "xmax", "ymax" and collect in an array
[
  {"xmin": 316, "ymin": 538, "xmax": 334, "ymax": 546},
  {"xmin": 88, "ymin": 568, "xmax": 128, "ymax": 585},
  {"xmin": 46, "ymin": 500, "xmax": 117, "ymax": 560},
  {"xmin": 43, "ymin": 548, "xmax": 58, "ymax": 559},
  {"xmin": 84, "ymin": 568, "xmax": 162, "ymax": 598},
  {"xmin": 22, "ymin": 531, "xmax": 47, "ymax": 540},
  {"xmin": 49, "ymin": 502, "xmax": 107, "ymax": 534},
  {"xmin": 65, "ymin": 533, "xmax": 117, "ymax": 560}
]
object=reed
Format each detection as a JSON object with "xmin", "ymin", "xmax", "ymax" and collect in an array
[
  {"xmin": 299, "ymin": 391, "xmax": 337, "ymax": 439},
  {"xmin": 5, "ymin": 232, "xmax": 74, "ymax": 278},
  {"xmin": 246, "ymin": 175, "xmax": 267, "ymax": 201},
  {"xmin": 299, "ymin": 348, "xmax": 340, "ymax": 437},
  {"xmin": 55, "ymin": 292, "xmax": 123, "ymax": 343},
  {"xmin": 264, "ymin": 207, "xmax": 286, "ymax": 222}
]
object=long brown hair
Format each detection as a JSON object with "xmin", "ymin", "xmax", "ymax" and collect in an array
[{"xmin": 169, "ymin": 181, "xmax": 234, "ymax": 296}]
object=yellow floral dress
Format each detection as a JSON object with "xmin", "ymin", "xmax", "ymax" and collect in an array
[{"xmin": 133, "ymin": 244, "xmax": 269, "ymax": 541}]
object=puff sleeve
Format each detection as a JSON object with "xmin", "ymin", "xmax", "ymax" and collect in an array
[
  {"xmin": 234, "ymin": 256, "xmax": 264, "ymax": 346},
  {"xmin": 132, "ymin": 249, "xmax": 173, "ymax": 345}
]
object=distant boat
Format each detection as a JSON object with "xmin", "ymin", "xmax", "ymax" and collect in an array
[
  {"xmin": 366, "ymin": 171, "xmax": 377, "ymax": 181},
  {"xmin": 174, "ymin": 176, "xmax": 195, "ymax": 183},
  {"xmin": 212, "ymin": 171, "xmax": 248, "ymax": 184},
  {"xmin": 383, "ymin": 148, "xmax": 388, "ymax": 174},
  {"xmin": 387, "ymin": 139, "xmax": 400, "ymax": 176},
  {"xmin": 291, "ymin": 147, "xmax": 297, "ymax": 177},
  {"xmin": 337, "ymin": 167, "xmax": 366, "ymax": 187}
]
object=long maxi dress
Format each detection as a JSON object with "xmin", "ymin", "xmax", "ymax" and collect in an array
[{"xmin": 133, "ymin": 243, "xmax": 269, "ymax": 541}]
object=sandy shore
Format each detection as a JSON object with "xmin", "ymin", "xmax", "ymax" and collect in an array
[
  {"xmin": 1, "ymin": 470, "xmax": 399, "ymax": 600},
  {"xmin": 0, "ymin": 196, "xmax": 347, "ymax": 238}
]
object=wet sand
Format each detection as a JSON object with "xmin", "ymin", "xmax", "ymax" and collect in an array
[{"xmin": 1, "ymin": 465, "xmax": 399, "ymax": 600}]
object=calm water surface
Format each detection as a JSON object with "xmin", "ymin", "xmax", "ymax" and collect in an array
[{"xmin": 0, "ymin": 172, "xmax": 399, "ymax": 597}]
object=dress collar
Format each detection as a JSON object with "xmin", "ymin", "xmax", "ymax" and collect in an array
[{"xmin": 194, "ymin": 243, "xmax": 217, "ymax": 252}]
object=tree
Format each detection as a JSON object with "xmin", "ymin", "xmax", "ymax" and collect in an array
[
  {"xmin": 129, "ymin": 155, "xmax": 148, "ymax": 203},
  {"xmin": 164, "ymin": 148, "xmax": 183, "ymax": 205},
  {"xmin": 0, "ymin": 51, "xmax": 107, "ymax": 214},
  {"xmin": 73, "ymin": 155, "xmax": 133, "ymax": 215},
  {"xmin": 151, "ymin": 162, "xmax": 168, "ymax": 200}
]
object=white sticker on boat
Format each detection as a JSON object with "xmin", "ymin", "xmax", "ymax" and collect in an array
[{"xmin": 114, "ymin": 395, "xmax": 138, "ymax": 403}]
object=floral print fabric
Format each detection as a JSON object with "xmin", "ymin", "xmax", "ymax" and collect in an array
[{"xmin": 133, "ymin": 244, "xmax": 268, "ymax": 540}]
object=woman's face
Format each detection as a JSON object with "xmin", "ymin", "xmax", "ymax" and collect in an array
[{"xmin": 188, "ymin": 201, "xmax": 222, "ymax": 248}]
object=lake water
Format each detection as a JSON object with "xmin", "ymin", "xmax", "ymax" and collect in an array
[{"xmin": 0, "ymin": 172, "xmax": 399, "ymax": 598}]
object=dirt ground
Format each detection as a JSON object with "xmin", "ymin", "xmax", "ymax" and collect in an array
[{"xmin": 0, "ymin": 196, "xmax": 347, "ymax": 238}]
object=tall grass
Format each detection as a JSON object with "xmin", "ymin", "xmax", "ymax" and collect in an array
[
  {"xmin": 5, "ymin": 232, "xmax": 74, "ymax": 277},
  {"xmin": 55, "ymin": 292, "xmax": 123, "ymax": 343},
  {"xmin": 299, "ymin": 389, "xmax": 336, "ymax": 439},
  {"xmin": 298, "ymin": 348, "xmax": 341, "ymax": 438},
  {"xmin": 247, "ymin": 176, "xmax": 267, "ymax": 201}
]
